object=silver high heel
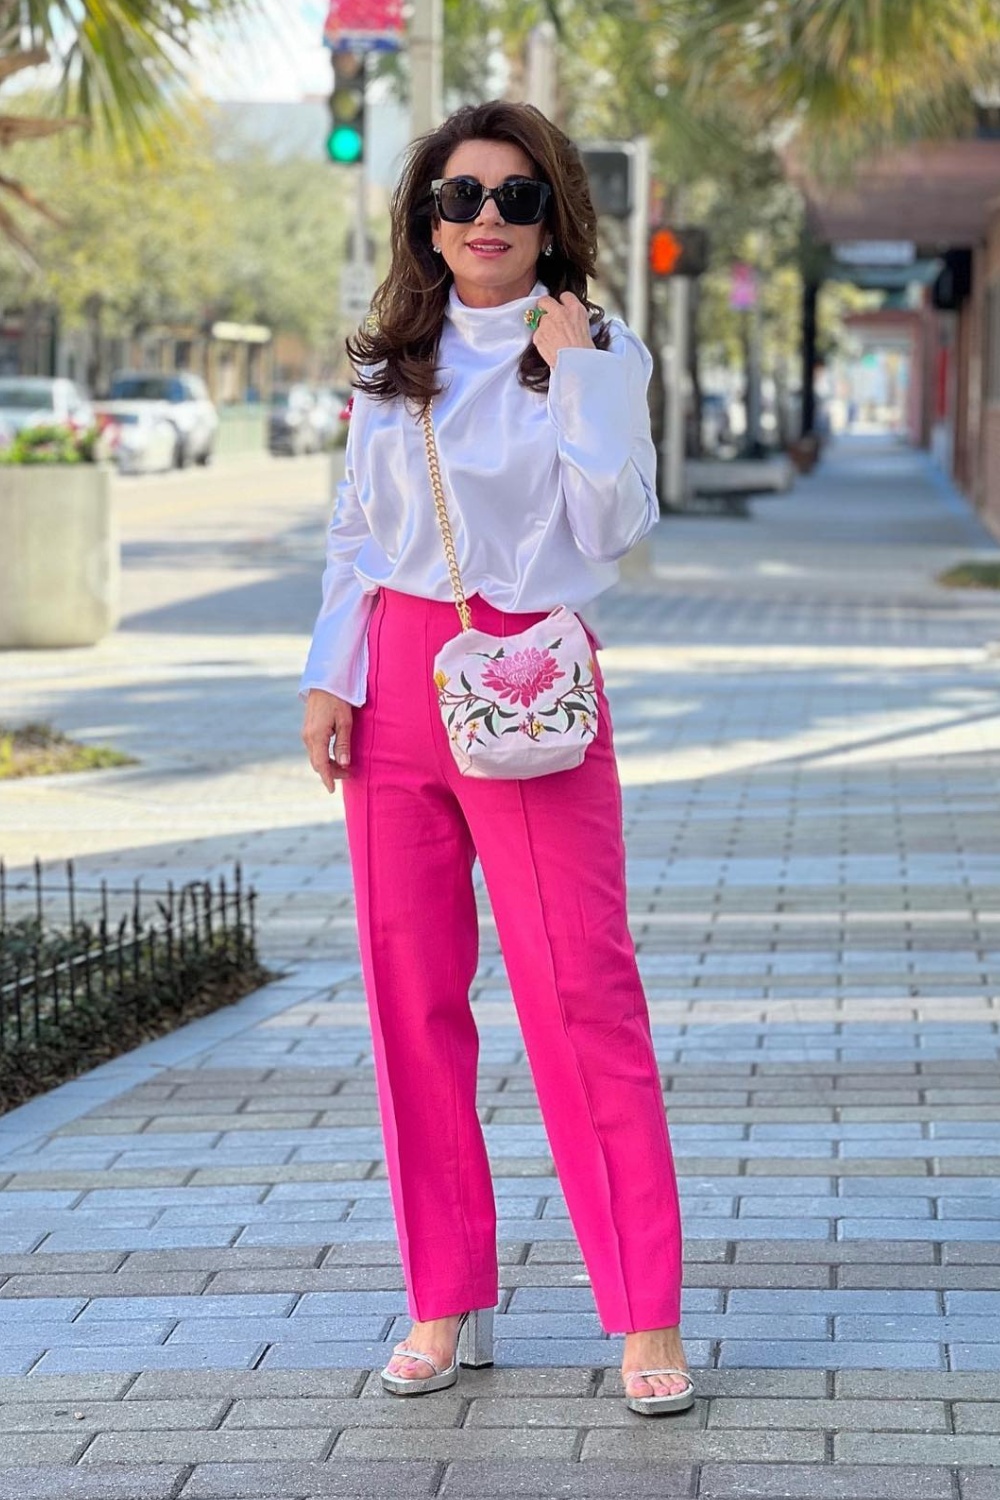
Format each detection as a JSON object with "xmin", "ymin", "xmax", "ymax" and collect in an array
[
  {"xmin": 624, "ymin": 1366, "xmax": 696, "ymax": 1416},
  {"xmin": 379, "ymin": 1307, "xmax": 495, "ymax": 1396}
]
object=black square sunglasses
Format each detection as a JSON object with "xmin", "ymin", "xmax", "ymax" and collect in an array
[{"xmin": 431, "ymin": 175, "xmax": 552, "ymax": 225}]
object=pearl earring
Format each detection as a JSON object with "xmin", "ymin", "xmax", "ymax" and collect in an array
[{"xmin": 432, "ymin": 244, "xmax": 442, "ymax": 254}]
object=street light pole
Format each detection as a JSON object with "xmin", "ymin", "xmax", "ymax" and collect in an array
[
  {"xmin": 625, "ymin": 136, "xmax": 650, "ymax": 342},
  {"xmin": 409, "ymin": 0, "xmax": 443, "ymax": 136}
]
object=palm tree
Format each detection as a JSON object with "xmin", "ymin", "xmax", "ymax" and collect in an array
[
  {"xmin": 0, "ymin": 0, "xmax": 258, "ymax": 257},
  {"xmin": 672, "ymin": 0, "xmax": 1000, "ymax": 156}
]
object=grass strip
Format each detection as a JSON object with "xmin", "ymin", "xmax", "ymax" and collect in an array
[{"xmin": 0, "ymin": 722, "xmax": 135, "ymax": 780}]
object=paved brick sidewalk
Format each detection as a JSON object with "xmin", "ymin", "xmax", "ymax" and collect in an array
[{"xmin": 1, "ymin": 436, "xmax": 1000, "ymax": 1497}]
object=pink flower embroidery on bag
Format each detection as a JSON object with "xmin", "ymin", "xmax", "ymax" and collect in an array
[{"xmin": 480, "ymin": 647, "xmax": 565, "ymax": 708}]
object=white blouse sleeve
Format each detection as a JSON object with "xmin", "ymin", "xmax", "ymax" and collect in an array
[
  {"xmin": 545, "ymin": 319, "xmax": 659, "ymax": 562},
  {"xmin": 298, "ymin": 402, "xmax": 377, "ymax": 705}
]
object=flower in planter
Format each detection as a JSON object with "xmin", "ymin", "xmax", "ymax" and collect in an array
[{"xmin": 0, "ymin": 423, "xmax": 101, "ymax": 466}]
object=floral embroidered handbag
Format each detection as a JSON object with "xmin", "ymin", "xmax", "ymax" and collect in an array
[{"xmin": 421, "ymin": 400, "xmax": 600, "ymax": 780}]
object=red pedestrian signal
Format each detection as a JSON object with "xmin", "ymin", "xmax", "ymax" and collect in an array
[
  {"xmin": 650, "ymin": 229, "xmax": 683, "ymax": 276},
  {"xmin": 649, "ymin": 227, "xmax": 709, "ymax": 278}
]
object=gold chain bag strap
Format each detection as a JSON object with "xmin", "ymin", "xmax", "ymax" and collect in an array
[{"xmin": 420, "ymin": 399, "xmax": 599, "ymax": 780}]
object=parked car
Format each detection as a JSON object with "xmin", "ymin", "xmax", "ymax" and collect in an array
[
  {"xmin": 700, "ymin": 391, "xmax": 734, "ymax": 455},
  {"xmin": 100, "ymin": 371, "xmax": 218, "ymax": 468},
  {"xmin": 310, "ymin": 388, "xmax": 344, "ymax": 450},
  {"xmin": 268, "ymin": 385, "xmax": 324, "ymax": 456},
  {"xmin": 105, "ymin": 405, "xmax": 179, "ymax": 475},
  {"xmin": 0, "ymin": 377, "xmax": 95, "ymax": 443}
]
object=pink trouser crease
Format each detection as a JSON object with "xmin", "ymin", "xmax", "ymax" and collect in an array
[{"xmin": 342, "ymin": 587, "xmax": 684, "ymax": 1334}]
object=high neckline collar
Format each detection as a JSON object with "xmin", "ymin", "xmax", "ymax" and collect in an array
[{"xmin": 444, "ymin": 280, "xmax": 547, "ymax": 352}]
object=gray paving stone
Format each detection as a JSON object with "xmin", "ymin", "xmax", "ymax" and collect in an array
[
  {"xmin": 224, "ymin": 1396, "xmax": 467, "ymax": 1428},
  {"xmin": 0, "ymin": 1398, "xmax": 228, "ymax": 1431},
  {"xmin": 35, "ymin": 1228, "xmax": 242, "ymax": 1253},
  {"xmin": 581, "ymin": 1428, "xmax": 824, "ymax": 1461},
  {"xmin": 959, "ymin": 1472, "xmax": 1000, "ymax": 1500},
  {"xmin": 0, "ymin": 1296, "xmax": 86, "ymax": 1320},
  {"xmin": 838, "ymin": 1266, "xmax": 1000, "ymax": 1290},
  {"xmin": 718, "ymin": 1341, "xmax": 943, "ymax": 1369},
  {"xmin": 121, "ymin": 1248, "xmax": 326, "ymax": 1272},
  {"xmin": 838, "ymin": 1372, "xmax": 1000, "ymax": 1399},
  {"xmin": 729, "ymin": 1291, "xmax": 938, "ymax": 1314},
  {"xmin": 81, "ymin": 1428, "xmax": 332, "ymax": 1462},
  {"xmin": 836, "ymin": 1432, "xmax": 1000, "ymax": 1464},
  {"xmin": 178, "ymin": 1460, "xmax": 440, "ymax": 1497},
  {"xmin": 707, "ymin": 1398, "xmax": 947, "ymax": 1430},
  {"xmin": 954, "ymin": 1403, "xmax": 1000, "ymax": 1432},
  {"xmin": 332, "ymin": 1427, "xmax": 577, "ymax": 1458},
  {"xmin": 128, "ymin": 1369, "xmax": 365, "ymax": 1400},
  {"xmin": 168, "ymin": 1314, "xmax": 387, "ymax": 1343},
  {"xmin": 947, "ymin": 1346, "xmax": 1000, "ymax": 1371},
  {"xmin": 0, "ymin": 1253, "xmax": 126, "ymax": 1275},
  {"xmin": 0, "ymin": 1374, "xmax": 133, "ymax": 1402},
  {"xmin": 0, "ymin": 1465, "xmax": 188, "ymax": 1499},
  {"xmin": 370, "ymin": 1366, "xmax": 595, "ymax": 1399},
  {"xmin": 438, "ymin": 1461, "xmax": 696, "ymax": 1496},
  {"xmin": 736, "ymin": 1242, "xmax": 938, "ymax": 1263},
  {"xmin": 0, "ymin": 1273, "xmax": 212, "ymax": 1298},
  {"xmin": 463, "ymin": 1396, "xmax": 653, "ymax": 1428},
  {"xmin": 0, "ymin": 1432, "xmax": 91, "ymax": 1464},
  {"xmin": 3, "ymin": 1318, "xmax": 174, "ymax": 1347},
  {"xmin": 685, "ymin": 1263, "xmax": 832, "ymax": 1289},
  {"xmin": 697, "ymin": 1464, "xmax": 955, "ymax": 1498},
  {"xmin": 78, "ymin": 1294, "xmax": 297, "ymax": 1320},
  {"xmin": 33, "ymin": 1342, "xmax": 266, "ymax": 1373}
]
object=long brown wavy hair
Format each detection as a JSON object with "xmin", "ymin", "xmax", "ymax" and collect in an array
[{"xmin": 347, "ymin": 100, "xmax": 610, "ymax": 406}]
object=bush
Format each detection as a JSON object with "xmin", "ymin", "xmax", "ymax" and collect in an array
[
  {"xmin": 0, "ymin": 423, "xmax": 100, "ymax": 466},
  {"xmin": 0, "ymin": 870, "xmax": 270, "ymax": 1112}
]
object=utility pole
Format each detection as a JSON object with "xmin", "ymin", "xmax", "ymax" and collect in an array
[
  {"xmin": 526, "ymin": 22, "xmax": 557, "ymax": 117},
  {"xmin": 410, "ymin": 0, "xmax": 443, "ymax": 136},
  {"xmin": 664, "ymin": 276, "xmax": 689, "ymax": 508},
  {"xmin": 625, "ymin": 137, "xmax": 650, "ymax": 343}
]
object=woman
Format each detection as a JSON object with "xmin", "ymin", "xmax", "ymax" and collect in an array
[{"xmin": 300, "ymin": 100, "xmax": 692, "ymax": 1417}]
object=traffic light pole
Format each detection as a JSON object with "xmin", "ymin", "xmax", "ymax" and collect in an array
[
  {"xmin": 625, "ymin": 136, "xmax": 649, "ymax": 342},
  {"xmin": 353, "ymin": 146, "xmax": 369, "ymax": 298},
  {"xmin": 664, "ymin": 276, "xmax": 690, "ymax": 508},
  {"xmin": 410, "ymin": 0, "xmax": 443, "ymax": 134}
]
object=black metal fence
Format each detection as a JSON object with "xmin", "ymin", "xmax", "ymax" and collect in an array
[{"xmin": 0, "ymin": 860, "xmax": 262, "ymax": 1101}]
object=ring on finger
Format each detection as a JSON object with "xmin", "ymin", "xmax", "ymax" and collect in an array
[{"xmin": 524, "ymin": 305, "xmax": 547, "ymax": 332}]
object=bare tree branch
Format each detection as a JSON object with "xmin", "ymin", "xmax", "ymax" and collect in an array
[
  {"xmin": 0, "ymin": 171, "xmax": 66, "ymax": 225},
  {"xmin": 0, "ymin": 45, "xmax": 49, "ymax": 83}
]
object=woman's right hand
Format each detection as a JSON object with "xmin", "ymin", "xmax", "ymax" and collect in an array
[{"xmin": 302, "ymin": 689, "xmax": 353, "ymax": 793}]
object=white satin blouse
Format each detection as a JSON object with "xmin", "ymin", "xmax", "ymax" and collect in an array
[{"xmin": 299, "ymin": 278, "xmax": 658, "ymax": 704}]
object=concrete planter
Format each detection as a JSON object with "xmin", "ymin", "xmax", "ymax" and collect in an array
[{"xmin": 0, "ymin": 464, "xmax": 118, "ymax": 648}]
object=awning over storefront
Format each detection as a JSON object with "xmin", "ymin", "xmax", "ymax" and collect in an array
[{"xmin": 789, "ymin": 139, "xmax": 1000, "ymax": 251}]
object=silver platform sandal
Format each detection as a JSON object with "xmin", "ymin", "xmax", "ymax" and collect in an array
[
  {"xmin": 380, "ymin": 1307, "xmax": 495, "ymax": 1396},
  {"xmin": 624, "ymin": 1367, "xmax": 696, "ymax": 1416}
]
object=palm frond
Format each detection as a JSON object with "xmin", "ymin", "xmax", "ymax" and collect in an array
[
  {"xmin": 17, "ymin": 2, "xmax": 264, "ymax": 145},
  {"xmin": 0, "ymin": 114, "xmax": 81, "ymax": 147}
]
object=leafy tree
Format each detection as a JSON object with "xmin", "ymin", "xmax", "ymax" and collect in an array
[
  {"xmin": 673, "ymin": 0, "xmax": 1000, "ymax": 158},
  {"xmin": 0, "ymin": 0, "xmax": 261, "ymax": 256},
  {"xmin": 0, "ymin": 102, "xmax": 349, "ymax": 363}
]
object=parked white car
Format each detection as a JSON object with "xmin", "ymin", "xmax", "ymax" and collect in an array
[
  {"xmin": 109, "ymin": 405, "xmax": 180, "ymax": 475},
  {"xmin": 102, "ymin": 371, "xmax": 218, "ymax": 467},
  {"xmin": 0, "ymin": 377, "xmax": 95, "ymax": 442}
]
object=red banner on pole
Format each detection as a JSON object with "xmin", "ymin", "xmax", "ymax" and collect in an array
[{"xmin": 324, "ymin": 0, "xmax": 404, "ymax": 47}]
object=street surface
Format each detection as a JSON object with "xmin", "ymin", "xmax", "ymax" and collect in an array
[{"xmin": 1, "ymin": 436, "xmax": 1000, "ymax": 1497}]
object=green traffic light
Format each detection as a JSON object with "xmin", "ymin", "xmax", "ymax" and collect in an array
[{"xmin": 327, "ymin": 124, "xmax": 363, "ymax": 164}]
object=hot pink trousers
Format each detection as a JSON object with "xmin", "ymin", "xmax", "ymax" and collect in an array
[{"xmin": 342, "ymin": 588, "xmax": 683, "ymax": 1333}]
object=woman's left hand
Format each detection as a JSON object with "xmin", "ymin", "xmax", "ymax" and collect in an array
[{"xmin": 531, "ymin": 292, "xmax": 596, "ymax": 368}]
